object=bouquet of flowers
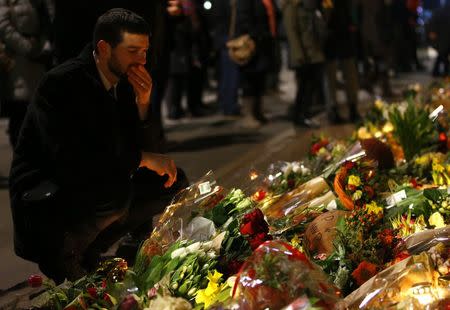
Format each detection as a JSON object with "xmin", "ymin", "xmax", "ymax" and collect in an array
[
  {"xmin": 340, "ymin": 245, "xmax": 450, "ymax": 309},
  {"xmin": 231, "ymin": 240, "xmax": 341, "ymax": 309},
  {"xmin": 136, "ymin": 171, "xmax": 225, "ymax": 262}
]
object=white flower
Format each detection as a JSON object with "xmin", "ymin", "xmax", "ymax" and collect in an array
[
  {"xmin": 185, "ymin": 242, "xmax": 201, "ymax": 253},
  {"xmin": 300, "ymin": 165, "xmax": 311, "ymax": 176},
  {"xmin": 206, "ymin": 250, "xmax": 217, "ymax": 259},
  {"xmin": 282, "ymin": 163, "xmax": 293, "ymax": 177},
  {"xmin": 171, "ymin": 247, "xmax": 187, "ymax": 259},
  {"xmin": 292, "ymin": 162, "xmax": 301, "ymax": 173}
]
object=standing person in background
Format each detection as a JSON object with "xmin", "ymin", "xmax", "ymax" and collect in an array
[
  {"xmin": 323, "ymin": 0, "xmax": 361, "ymax": 122},
  {"xmin": 166, "ymin": 0, "xmax": 211, "ymax": 120},
  {"xmin": 358, "ymin": 0, "xmax": 395, "ymax": 97},
  {"xmin": 0, "ymin": 0, "xmax": 53, "ymax": 148},
  {"xmin": 239, "ymin": 0, "xmax": 274, "ymax": 127},
  {"xmin": 212, "ymin": 0, "xmax": 273, "ymax": 127},
  {"xmin": 405, "ymin": 0, "xmax": 424, "ymax": 71},
  {"xmin": 426, "ymin": 2, "xmax": 450, "ymax": 77},
  {"xmin": 282, "ymin": 0, "xmax": 332, "ymax": 128},
  {"xmin": 211, "ymin": 0, "xmax": 242, "ymax": 118}
]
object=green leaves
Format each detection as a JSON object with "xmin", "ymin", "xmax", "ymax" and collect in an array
[{"xmin": 389, "ymin": 100, "xmax": 435, "ymax": 161}]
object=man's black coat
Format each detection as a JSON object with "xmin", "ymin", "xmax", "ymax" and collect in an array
[{"xmin": 9, "ymin": 45, "xmax": 153, "ymax": 261}]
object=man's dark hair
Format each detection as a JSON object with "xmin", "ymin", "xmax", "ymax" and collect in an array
[{"xmin": 93, "ymin": 8, "xmax": 150, "ymax": 50}]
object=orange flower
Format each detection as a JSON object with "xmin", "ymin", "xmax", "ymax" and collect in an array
[{"xmin": 351, "ymin": 261, "xmax": 378, "ymax": 286}]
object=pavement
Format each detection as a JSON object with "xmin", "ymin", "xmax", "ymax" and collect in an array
[{"xmin": 0, "ymin": 59, "xmax": 436, "ymax": 300}]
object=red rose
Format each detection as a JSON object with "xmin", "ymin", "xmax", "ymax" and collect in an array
[
  {"xmin": 240, "ymin": 208, "xmax": 269, "ymax": 236},
  {"xmin": 439, "ymin": 132, "xmax": 447, "ymax": 142},
  {"xmin": 104, "ymin": 293, "xmax": 113, "ymax": 304},
  {"xmin": 240, "ymin": 222, "xmax": 254, "ymax": 235},
  {"xmin": 87, "ymin": 287, "xmax": 98, "ymax": 299},
  {"xmin": 27, "ymin": 274, "xmax": 43, "ymax": 288},
  {"xmin": 311, "ymin": 143, "xmax": 323, "ymax": 155}
]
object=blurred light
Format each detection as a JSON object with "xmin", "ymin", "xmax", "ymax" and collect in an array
[
  {"xmin": 249, "ymin": 170, "xmax": 259, "ymax": 181},
  {"xmin": 204, "ymin": 1, "xmax": 212, "ymax": 10}
]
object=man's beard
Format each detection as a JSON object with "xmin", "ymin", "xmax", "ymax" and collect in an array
[{"xmin": 107, "ymin": 55, "xmax": 127, "ymax": 80}]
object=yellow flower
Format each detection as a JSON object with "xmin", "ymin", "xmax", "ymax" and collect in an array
[
  {"xmin": 432, "ymin": 162, "xmax": 445, "ymax": 173},
  {"xmin": 348, "ymin": 175, "xmax": 361, "ymax": 187},
  {"xmin": 429, "ymin": 212, "xmax": 446, "ymax": 228},
  {"xmin": 365, "ymin": 201, "xmax": 383, "ymax": 216},
  {"xmin": 382, "ymin": 122, "xmax": 394, "ymax": 133},
  {"xmin": 207, "ymin": 270, "xmax": 223, "ymax": 284},
  {"xmin": 290, "ymin": 235, "xmax": 302, "ymax": 250},
  {"xmin": 195, "ymin": 270, "xmax": 224, "ymax": 309},
  {"xmin": 431, "ymin": 152, "xmax": 446, "ymax": 164},
  {"xmin": 204, "ymin": 281, "xmax": 219, "ymax": 297},
  {"xmin": 357, "ymin": 127, "xmax": 372, "ymax": 139},
  {"xmin": 374, "ymin": 99, "xmax": 385, "ymax": 110},
  {"xmin": 446, "ymin": 164, "xmax": 450, "ymax": 175},
  {"xmin": 195, "ymin": 289, "xmax": 214, "ymax": 309},
  {"xmin": 415, "ymin": 154, "xmax": 431, "ymax": 166},
  {"xmin": 352, "ymin": 190, "xmax": 363, "ymax": 201}
]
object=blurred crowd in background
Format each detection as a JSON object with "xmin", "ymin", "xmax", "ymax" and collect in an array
[{"xmin": 0, "ymin": 0, "xmax": 449, "ymax": 148}]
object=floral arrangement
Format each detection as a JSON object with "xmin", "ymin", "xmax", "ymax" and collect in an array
[
  {"xmin": 232, "ymin": 240, "xmax": 341, "ymax": 309},
  {"xmin": 262, "ymin": 161, "xmax": 312, "ymax": 196},
  {"xmin": 389, "ymin": 99, "xmax": 438, "ymax": 161},
  {"xmin": 334, "ymin": 160, "xmax": 382, "ymax": 210},
  {"xmin": 27, "ymin": 79, "xmax": 450, "ymax": 310}
]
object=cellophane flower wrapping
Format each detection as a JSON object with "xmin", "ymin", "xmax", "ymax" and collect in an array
[
  {"xmin": 258, "ymin": 175, "xmax": 335, "ymax": 234},
  {"xmin": 137, "ymin": 171, "xmax": 225, "ymax": 260},
  {"xmin": 231, "ymin": 240, "xmax": 341, "ymax": 310},
  {"xmin": 340, "ymin": 240, "xmax": 450, "ymax": 309}
]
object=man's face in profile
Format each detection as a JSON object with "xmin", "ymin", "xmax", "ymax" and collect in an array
[{"xmin": 107, "ymin": 31, "xmax": 149, "ymax": 79}]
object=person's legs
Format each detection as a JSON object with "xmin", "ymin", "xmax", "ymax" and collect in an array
[
  {"xmin": 166, "ymin": 75, "xmax": 185, "ymax": 119},
  {"xmin": 293, "ymin": 65, "xmax": 319, "ymax": 128},
  {"xmin": 11, "ymin": 192, "xmax": 91, "ymax": 283},
  {"xmin": 293, "ymin": 66, "xmax": 307, "ymax": 122},
  {"xmin": 251, "ymin": 72, "xmax": 267, "ymax": 123},
  {"xmin": 218, "ymin": 47, "xmax": 240, "ymax": 116},
  {"xmin": 240, "ymin": 72, "xmax": 267, "ymax": 127},
  {"xmin": 323, "ymin": 61, "xmax": 344, "ymax": 123},
  {"xmin": 187, "ymin": 66, "xmax": 207, "ymax": 117},
  {"xmin": 83, "ymin": 168, "xmax": 189, "ymax": 265}
]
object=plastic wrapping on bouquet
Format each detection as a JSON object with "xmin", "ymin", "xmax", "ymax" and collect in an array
[{"xmin": 231, "ymin": 240, "xmax": 341, "ymax": 310}]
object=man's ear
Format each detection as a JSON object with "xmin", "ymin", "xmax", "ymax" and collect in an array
[{"xmin": 97, "ymin": 40, "xmax": 111, "ymax": 58}]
